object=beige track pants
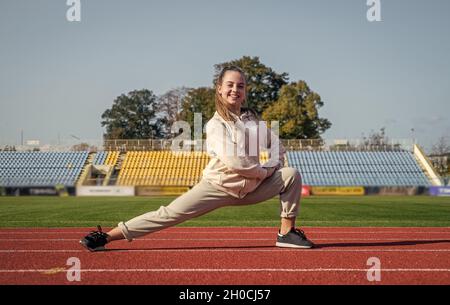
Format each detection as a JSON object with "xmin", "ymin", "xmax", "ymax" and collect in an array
[{"xmin": 118, "ymin": 167, "xmax": 302, "ymax": 241}]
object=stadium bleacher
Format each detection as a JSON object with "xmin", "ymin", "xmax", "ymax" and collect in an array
[
  {"xmin": 115, "ymin": 151, "xmax": 274, "ymax": 187},
  {"xmin": 286, "ymin": 151, "xmax": 431, "ymax": 187},
  {"xmin": 117, "ymin": 151, "xmax": 210, "ymax": 186},
  {"xmin": 0, "ymin": 148, "xmax": 436, "ymax": 189},
  {"xmin": 0, "ymin": 151, "xmax": 88, "ymax": 187},
  {"xmin": 92, "ymin": 151, "xmax": 119, "ymax": 166}
]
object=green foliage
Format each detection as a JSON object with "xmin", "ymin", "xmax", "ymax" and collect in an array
[
  {"xmin": 101, "ymin": 89, "xmax": 166, "ymax": 139},
  {"xmin": 177, "ymin": 87, "xmax": 215, "ymax": 138},
  {"xmin": 214, "ymin": 56, "xmax": 289, "ymax": 115},
  {"xmin": 262, "ymin": 80, "xmax": 332, "ymax": 139}
]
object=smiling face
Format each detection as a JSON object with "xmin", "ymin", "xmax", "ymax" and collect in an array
[{"xmin": 217, "ymin": 70, "xmax": 246, "ymax": 114}]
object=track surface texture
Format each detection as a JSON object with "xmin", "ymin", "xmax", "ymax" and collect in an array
[{"xmin": 1, "ymin": 227, "xmax": 449, "ymax": 285}]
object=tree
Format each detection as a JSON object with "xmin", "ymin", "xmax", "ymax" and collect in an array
[
  {"xmin": 430, "ymin": 136, "xmax": 450, "ymax": 179},
  {"xmin": 366, "ymin": 127, "xmax": 388, "ymax": 145},
  {"xmin": 157, "ymin": 87, "xmax": 190, "ymax": 135},
  {"xmin": 214, "ymin": 56, "xmax": 289, "ymax": 115},
  {"xmin": 261, "ymin": 80, "xmax": 331, "ymax": 139},
  {"xmin": 101, "ymin": 89, "xmax": 166, "ymax": 139},
  {"xmin": 431, "ymin": 136, "xmax": 450, "ymax": 156},
  {"xmin": 177, "ymin": 87, "xmax": 215, "ymax": 138}
]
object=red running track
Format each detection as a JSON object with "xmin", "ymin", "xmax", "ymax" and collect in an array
[{"xmin": 0, "ymin": 227, "xmax": 449, "ymax": 285}]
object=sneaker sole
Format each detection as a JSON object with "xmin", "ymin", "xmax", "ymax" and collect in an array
[
  {"xmin": 275, "ymin": 242, "xmax": 313, "ymax": 249},
  {"xmin": 79, "ymin": 240, "xmax": 106, "ymax": 252}
]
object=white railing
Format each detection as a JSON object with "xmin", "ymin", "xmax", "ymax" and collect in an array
[{"xmin": 1, "ymin": 138, "xmax": 416, "ymax": 152}]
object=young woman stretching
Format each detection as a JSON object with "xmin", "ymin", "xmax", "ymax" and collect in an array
[{"xmin": 80, "ymin": 66, "xmax": 314, "ymax": 251}]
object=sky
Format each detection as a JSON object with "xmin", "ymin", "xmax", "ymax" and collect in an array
[{"xmin": 0, "ymin": 0, "xmax": 449, "ymax": 152}]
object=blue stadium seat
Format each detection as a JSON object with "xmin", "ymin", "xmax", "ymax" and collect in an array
[
  {"xmin": 286, "ymin": 150, "xmax": 431, "ymax": 187},
  {"xmin": 0, "ymin": 151, "xmax": 88, "ymax": 187}
]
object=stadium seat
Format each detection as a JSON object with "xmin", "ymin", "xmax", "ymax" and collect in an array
[
  {"xmin": 286, "ymin": 150, "xmax": 431, "ymax": 187},
  {"xmin": 0, "ymin": 151, "xmax": 88, "ymax": 187}
]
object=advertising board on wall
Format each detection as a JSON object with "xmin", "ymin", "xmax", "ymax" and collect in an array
[{"xmin": 76, "ymin": 186, "xmax": 135, "ymax": 196}]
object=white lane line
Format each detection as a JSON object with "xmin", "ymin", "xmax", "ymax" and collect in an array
[
  {"xmin": 2, "ymin": 231, "xmax": 450, "ymax": 234},
  {"xmin": 0, "ymin": 268, "xmax": 450, "ymax": 273},
  {"xmin": 1, "ymin": 249, "xmax": 450, "ymax": 253},
  {"xmin": 1, "ymin": 238, "xmax": 450, "ymax": 241}
]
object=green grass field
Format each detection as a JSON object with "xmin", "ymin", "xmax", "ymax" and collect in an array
[{"xmin": 0, "ymin": 195, "xmax": 449, "ymax": 227}]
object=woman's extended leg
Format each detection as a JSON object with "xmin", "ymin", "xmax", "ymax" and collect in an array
[
  {"xmin": 115, "ymin": 179, "xmax": 239, "ymax": 241},
  {"xmin": 80, "ymin": 180, "xmax": 235, "ymax": 250}
]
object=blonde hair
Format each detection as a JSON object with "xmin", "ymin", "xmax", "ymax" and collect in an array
[{"xmin": 215, "ymin": 66, "xmax": 247, "ymax": 123}]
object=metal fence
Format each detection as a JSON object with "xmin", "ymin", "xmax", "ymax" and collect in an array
[{"xmin": 1, "ymin": 138, "xmax": 416, "ymax": 152}]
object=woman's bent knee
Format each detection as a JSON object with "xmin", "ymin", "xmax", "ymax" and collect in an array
[{"xmin": 281, "ymin": 167, "xmax": 301, "ymax": 182}]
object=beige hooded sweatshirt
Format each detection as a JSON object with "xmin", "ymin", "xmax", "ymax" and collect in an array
[{"xmin": 202, "ymin": 110, "xmax": 286, "ymax": 198}]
